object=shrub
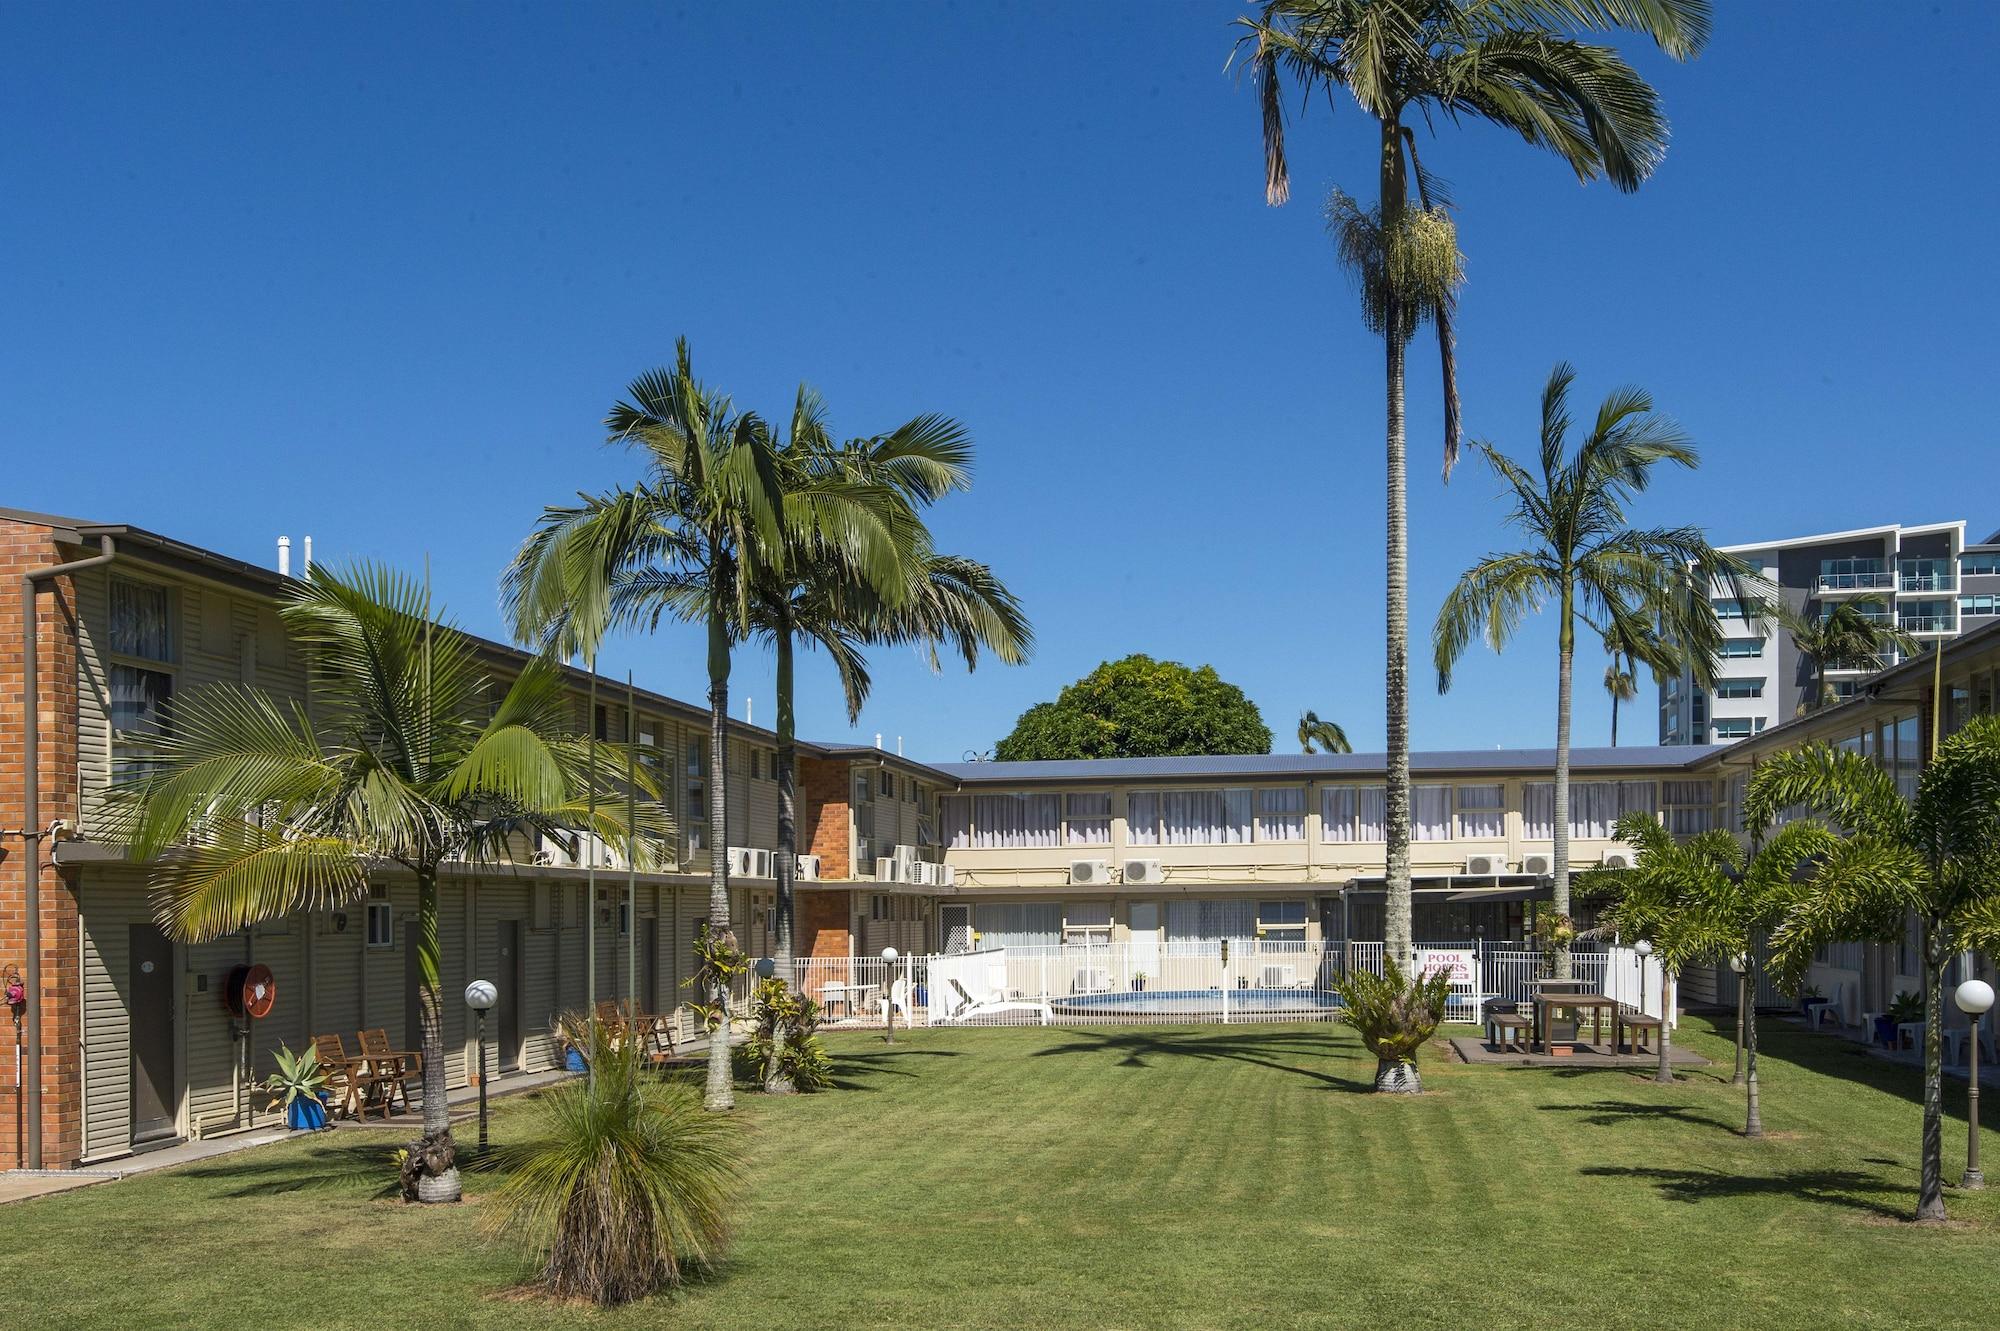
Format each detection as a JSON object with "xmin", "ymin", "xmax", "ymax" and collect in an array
[
  {"xmin": 483, "ymin": 1025, "xmax": 741, "ymax": 1306},
  {"xmin": 1331, "ymin": 959, "xmax": 1452, "ymax": 1094},
  {"xmin": 747, "ymin": 977, "xmax": 833, "ymax": 1093}
]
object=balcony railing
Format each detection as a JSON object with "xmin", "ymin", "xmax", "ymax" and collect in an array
[
  {"xmin": 1817, "ymin": 570, "xmax": 1894, "ymax": 592},
  {"xmin": 1900, "ymin": 613, "xmax": 1956, "ymax": 634},
  {"xmin": 1898, "ymin": 568, "xmax": 1956, "ymax": 593}
]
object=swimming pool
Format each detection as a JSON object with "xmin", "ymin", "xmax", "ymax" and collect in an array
[{"xmin": 1050, "ymin": 987, "xmax": 1343, "ymax": 1018}]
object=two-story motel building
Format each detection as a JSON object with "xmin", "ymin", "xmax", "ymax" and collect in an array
[{"xmin": 4, "ymin": 506, "xmax": 1996, "ymax": 1168}]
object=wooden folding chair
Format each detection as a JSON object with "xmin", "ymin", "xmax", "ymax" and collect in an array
[
  {"xmin": 311, "ymin": 1033, "xmax": 380, "ymax": 1121},
  {"xmin": 356, "ymin": 1028, "xmax": 421, "ymax": 1116}
]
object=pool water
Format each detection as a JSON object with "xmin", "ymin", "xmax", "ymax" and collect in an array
[{"xmin": 1050, "ymin": 987, "xmax": 1342, "ymax": 1016}]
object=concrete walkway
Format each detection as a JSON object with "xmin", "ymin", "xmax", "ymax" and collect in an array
[{"xmin": 1769, "ymin": 1011, "xmax": 2000, "ymax": 1086}]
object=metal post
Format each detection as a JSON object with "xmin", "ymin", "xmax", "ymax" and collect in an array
[
  {"xmin": 477, "ymin": 1009, "xmax": 489, "ymax": 1156},
  {"xmin": 1966, "ymin": 1018, "xmax": 1984, "ymax": 1190}
]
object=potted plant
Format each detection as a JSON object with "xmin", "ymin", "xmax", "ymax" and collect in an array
[
  {"xmin": 265, "ymin": 1043, "xmax": 330, "ymax": 1131},
  {"xmin": 1879, "ymin": 991, "xmax": 1924, "ymax": 1048},
  {"xmin": 1798, "ymin": 983, "xmax": 1827, "ymax": 1017},
  {"xmin": 1131, "ymin": 971, "xmax": 1147, "ymax": 993},
  {"xmin": 552, "ymin": 1011, "xmax": 591, "ymax": 1072}
]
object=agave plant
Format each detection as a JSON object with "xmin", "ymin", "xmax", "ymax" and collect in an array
[
  {"xmin": 1332, "ymin": 959, "xmax": 1452, "ymax": 1094},
  {"xmin": 484, "ymin": 1025, "xmax": 741, "ymax": 1306},
  {"xmin": 745, "ymin": 978, "xmax": 831, "ymax": 1093}
]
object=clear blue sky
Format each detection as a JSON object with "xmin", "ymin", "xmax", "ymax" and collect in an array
[{"xmin": 5, "ymin": 3, "xmax": 1995, "ymax": 761}]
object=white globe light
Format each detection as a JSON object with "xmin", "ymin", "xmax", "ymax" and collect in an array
[
  {"xmin": 463, "ymin": 979, "xmax": 498, "ymax": 1011},
  {"xmin": 1955, "ymin": 978, "xmax": 1995, "ymax": 1016},
  {"xmin": 1729, "ymin": 954, "xmax": 1747, "ymax": 974},
  {"xmin": 881, "ymin": 946, "xmax": 899, "ymax": 963},
  {"xmin": 1634, "ymin": 939, "xmax": 1653, "ymax": 957}
]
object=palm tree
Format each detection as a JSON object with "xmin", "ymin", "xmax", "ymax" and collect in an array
[
  {"xmin": 1601, "ymin": 623, "xmax": 1640, "ymax": 746},
  {"xmin": 508, "ymin": 339, "xmax": 782, "ymax": 1112},
  {"xmin": 1748, "ymin": 718, "xmax": 2000, "ymax": 1222},
  {"xmin": 1297, "ymin": 709, "xmax": 1353, "ymax": 754},
  {"xmin": 1772, "ymin": 594, "xmax": 1919, "ymax": 714},
  {"xmin": 1433, "ymin": 365, "xmax": 1747, "ymax": 975},
  {"xmin": 751, "ymin": 392, "xmax": 1031, "ymax": 1090},
  {"xmin": 118, "ymin": 564, "xmax": 659, "ymax": 1202},
  {"xmin": 1238, "ymin": 0, "xmax": 1708, "ymax": 972}
]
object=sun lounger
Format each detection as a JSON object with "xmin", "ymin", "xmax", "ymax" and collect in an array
[{"xmin": 939, "ymin": 976, "xmax": 1052, "ymax": 1026}]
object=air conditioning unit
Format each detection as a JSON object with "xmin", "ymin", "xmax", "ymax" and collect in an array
[
  {"xmin": 894, "ymin": 844, "xmax": 920, "ymax": 874},
  {"xmin": 1522, "ymin": 853, "xmax": 1554, "ymax": 876},
  {"xmin": 1069, "ymin": 858, "xmax": 1112, "ymax": 886},
  {"xmin": 727, "ymin": 846, "xmax": 759, "ymax": 878},
  {"xmin": 1463, "ymin": 854, "xmax": 1505, "ymax": 877},
  {"xmin": 1600, "ymin": 851, "xmax": 1635, "ymax": 870},
  {"xmin": 1124, "ymin": 858, "xmax": 1165, "ymax": 885},
  {"xmin": 750, "ymin": 848, "xmax": 773, "ymax": 877},
  {"xmin": 856, "ymin": 837, "xmax": 872, "ymax": 867},
  {"xmin": 795, "ymin": 854, "xmax": 822, "ymax": 881},
  {"xmin": 876, "ymin": 856, "xmax": 905, "ymax": 883},
  {"xmin": 935, "ymin": 863, "xmax": 956, "ymax": 887}
]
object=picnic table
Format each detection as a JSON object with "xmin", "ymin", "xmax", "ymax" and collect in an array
[{"xmin": 1531, "ymin": 990, "xmax": 1620, "ymax": 1053}]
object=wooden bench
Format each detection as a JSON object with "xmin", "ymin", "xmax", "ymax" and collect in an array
[
  {"xmin": 1486, "ymin": 1011, "xmax": 1531, "ymax": 1053},
  {"xmin": 1615, "ymin": 1011, "xmax": 1664, "ymax": 1054},
  {"xmin": 356, "ymin": 1028, "xmax": 421, "ymax": 1115}
]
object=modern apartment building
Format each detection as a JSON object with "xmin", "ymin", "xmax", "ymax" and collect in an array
[
  {"xmin": 6, "ymin": 506, "xmax": 1998, "ymax": 1171},
  {"xmin": 1658, "ymin": 520, "xmax": 2000, "ymax": 745}
]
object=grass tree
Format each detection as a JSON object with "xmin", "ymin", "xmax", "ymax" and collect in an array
[
  {"xmin": 1237, "ymin": 0, "xmax": 1707, "ymax": 973},
  {"xmin": 1749, "ymin": 718, "xmax": 2000, "ymax": 1222},
  {"xmin": 120, "ymin": 564, "xmax": 660, "ymax": 1202},
  {"xmin": 1433, "ymin": 364, "xmax": 1745, "ymax": 975},
  {"xmin": 508, "ymin": 338, "xmax": 782, "ymax": 1112},
  {"xmin": 751, "ymin": 389, "xmax": 1030, "ymax": 1090},
  {"xmin": 1772, "ymin": 594, "xmax": 1919, "ymax": 716},
  {"xmin": 1297, "ymin": 709, "xmax": 1352, "ymax": 754}
]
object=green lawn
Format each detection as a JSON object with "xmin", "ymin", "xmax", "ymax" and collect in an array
[{"xmin": 10, "ymin": 1015, "xmax": 1999, "ymax": 1330}]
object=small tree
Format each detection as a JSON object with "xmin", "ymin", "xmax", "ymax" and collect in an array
[
  {"xmin": 994, "ymin": 654, "xmax": 1271, "ymax": 760},
  {"xmin": 1297, "ymin": 709, "xmax": 1352, "ymax": 755},
  {"xmin": 1332, "ymin": 958, "xmax": 1451, "ymax": 1094}
]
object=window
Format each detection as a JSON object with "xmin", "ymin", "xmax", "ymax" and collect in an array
[
  {"xmin": 1963, "ymin": 554, "xmax": 2000, "ymax": 576},
  {"xmin": 593, "ymin": 704, "xmax": 608, "ymax": 741},
  {"xmin": 1711, "ymin": 596, "xmax": 1753, "ymax": 620},
  {"xmin": 880, "ymin": 771, "xmax": 894, "ymax": 799},
  {"xmin": 1712, "ymin": 717, "xmax": 1753, "ymax": 740},
  {"xmin": 108, "ymin": 578, "xmax": 177, "ymax": 782},
  {"xmin": 751, "ymin": 748, "xmax": 761, "ymax": 780},
  {"xmin": 1523, "ymin": 783, "xmax": 1555, "ymax": 839},
  {"xmin": 1662, "ymin": 780, "xmax": 1714, "ymax": 835},
  {"xmin": 1255, "ymin": 788, "xmax": 1305, "ymax": 842},
  {"xmin": 684, "ymin": 738, "xmax": 707, "ymax": 851},
  {"xmin": 1960, "ymin": 594, "xmax": 2000, "ymax": 618},
  {"xmin": 970, "ymin": 792, "xmax": 1060, "ymax": 849},
  {"xmin": 1714, "ymin": 679, "xmax": 1763, "ymax": 699},
  {"xmin": 1356, "ymin": 787, "xmax": 1385, "ymax": 841},
  {"xmin": 1165, "ymin": 898, "xmax": 1256, "ymax": 941},
  {"xmin": 1900, "ymin": 600, "xmax": 1954, "ymax": 634},
  {"xmin": 365, "ymin": 885, "xmax": 394, "ymax": 948},
  {"xmin": 1063, "ymin": 901, "xmax": 1112, "ymax": 943},
  {"xmin": 1456, "ymin": 785, "xmax": 1505, "ymax": 839},
  {"xmin": 973, "ymin": 902, "xmax": 1060, "ymax": 948},
  {"xmin": 1726, "ymin": 774, "xmax": 1747, "ymax": 833},
  {"xmin": 1064, "ymin": 793, "xmax": 1110, "ymax": 846},
  {"xmin": 1568, "ymin": 782, "xmax": 1619, "ymax": 838},
  {"xmin": 940, "ymin": 795, "xmax": 972, "ymax": 849},
  {"xmin": 1818, "ymin": 556, "xmax": 1890, "ymax": 591},
  {"xmin": 1129, "ymin": 789, "xmax": 1253, "ymax": 845},
  {"xmin": 1899, "ymin": 557, "xmax": 1953, "ymax": 593},
  {"xmin": 1257, "ymin": 900, "xmax": 1307, "ymax": 937},
  {"xmin": 1412, "ymin": 785, "xmax": 1452, "ymax": 841},
  {"xmin": 1320, "ymin": 787, "xmax": 1356, "ymax": 842},
  {"xmin": 1720, "ymin": 638, "xmax": 1764, "ymax": 659}
]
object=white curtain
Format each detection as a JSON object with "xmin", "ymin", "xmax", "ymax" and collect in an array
[
  {"xmin": 971, "ymin": 793, "xmax": 1060, "ymax": 849},
  {"xmin": 940, "ymin": 795, "xmax": 972, "ymax": 849},
  {"xmin": 1321, "ymin": 786, "xmax": 1356, "ymax": 842},
  {"xmin": 1570, "ymin": 782, "xmax": 1619, "ymax": 838},
  {"xmin": 109, "ymin": 579, "xmax": 173, "ymax": 661},
  {"xmin": 1160, "ymin": 790, "xmax": 1251, "ymax": 845},
  {"xmin": 1616, "ymin": 781, "xmax": 1658, "ymax": 818},
  {"xmin": 1663, "ymin": 780, "xmax": 1713, "ymax": 835},
  {"xmin": 1166, "ymin": 898, "xmax": 1257, "ymax": 940},
  {"xmin": 1456, "ymin": 784, "xmax": 1504, "ymax": 838},
  {"xmin": 1256, "ymin": 787, "xmax": 1305, "ymax": 842},
  {"xmin": 1128, "ymin": 791, "xmax": 1159, "ymax": 845},
  {"xmin": 1064, "ymin": 793, "xmax": 1111, "ymax": 846},
  {"xmin": 973, "ymin": 903, "xmax": 1061, "ymax": 948},
  {"xmin": 1523, "ymin": 783, "xmax": 1555, "ymax": 839},
  {"xmin": 1412, "ymin": 785, "xmax": 1452, "ymax": 841},
  {"xmin": 1356, "ymin": 787, "xmax": 1386, "ymax": 842}
]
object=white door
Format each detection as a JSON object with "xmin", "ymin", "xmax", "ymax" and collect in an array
[{"xmin": 1127, "ymin": 902, "xmax": 1161, "ymax": 984}]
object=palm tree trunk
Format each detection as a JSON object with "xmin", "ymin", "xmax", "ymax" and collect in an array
[
  {"xmin": 767, "ymin": 615, "xmax": 798, "ymax": 1095},
  {"xmin": 1743, "ymin": 945, "xmax": 1764, "ymax": 1137},
  {"xmin": 1655, "ymin": 969, "xmax": 1675, "ymax": 1083},
  {"xmin": 1732, "ymin": 968, "xmax": 1747, "ymax": 1085},
  {"xmin": 703, "ymin": 608, "xmax": 735, "ymax": 1112},
  {"xmin": 1610, "ymin": 690, "xmax": 1620, "ymax": 747},
  {"xmin": 1379, "ymin": 114, "xmax": 1413, "ymax": 978},
  {"xmin": 406, "ymin": 863, "xmax": 459, "ymax": 1201},
  {"xmin": 1551, "ymin": 582, "xmax": 1574, "ymax": 979},
  {"xmin": 1916, "ymin": 919, "xmax": 1948, "ymax": 1221}
]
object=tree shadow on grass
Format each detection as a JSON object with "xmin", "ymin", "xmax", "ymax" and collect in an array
[
  {"xmin": 1027, "ymin": 1028, "xmax": 1373, "ymax": 1093},
  {"xmin": 1538, "ymin": 1099, "xmax": 1737, "ymax": 1131},
  {"xmin": 175, "ymin": 1142, "xmax": 404, "ymax": 1200},
  {"xmin": 1580, "ymin": 1164, "xmax": 1908, "ymax": 1218},
  {"xmin": 826, "ymin": 1048, "xmax": 964, "ymax": 1091}
]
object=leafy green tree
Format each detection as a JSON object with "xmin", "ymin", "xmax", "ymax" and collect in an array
[
  {"xmin": 1749, "ymin": 718, "xmax": 2000, "ymax": 1222},
  {"xmin": 1772, "ymin": 594, "xmax": 1920, "ymax": 715},
  {"xmin": 994, "ymin": 655, "xmax": 1271, "ymax": 760},
  {"xmin": 1297, "ymin": 709, "xmax": 1353, "ymax": 754},
  {"xmin": 508, "ymin": 339, "xmax": 782, "ymax": 1112},
  {"xmin": 1433, "ymin": 365, "xmax": 1747, "ymax": 974},
  {"xmin": 750, "ymin": 390, "xmax": 1030, "ymax": 1090},
  {"xmin": 120, "ymin": 564, "xmax": 660, "ymax": 1202},
  {"xmin": 1331, "ymin": 958, "xmax": 1452, "ymax": 1093},
  {"xmin": 1237, "ymin": 0, "xmax": 1708, "ymax": 973}
]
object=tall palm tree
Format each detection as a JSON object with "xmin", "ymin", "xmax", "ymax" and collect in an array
[
  {"xmin": 507, "ymin": 339, "xmax": 782, "ymax": 1112},
  {"xmin": 751, "ymin": 392, "xmax": 1031, "ymax": 1091},
  {"xmin": 1772, "ymin": 594, "xmax": 1920, "ymax": 715},
  {"xmin": 1297, "ymin": 709, "xmax": 1353, "ymax": 754},
  {"xmin": 118, "ymin": 564, "xmax": 660, "ymax": 1202},
  {"xmin": 1748, "ymin": 718, "xmax": 2000, "ymax": 1222},
  {"xmin": 1238, "ymin": 0, "xmax": 1708, "ymax": 972},
  {"xmin": 1433, "ymin": 365, "xmax": 1746, "ymax": 975},
  {"xmin": 1602, "ymin": 657, "xmax": 1637, "ymax": 746}
]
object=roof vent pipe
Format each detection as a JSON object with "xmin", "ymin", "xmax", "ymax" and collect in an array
[
  {"xmin": 897, "ymin": 736, "xmax": 904, "ymax": 756},
  {"xmin": 745, "ymin": 696, "xmax": 753, "ymax": 726},
  {"xmin": 302, "ymin": 535, "xmax": 312, "ymax": 575},
  {"xmin": 874, "ymin": 733, "xmax": 882, "ymax": 749},
  {"xmin": 277, "ymin": 536, "xmax": 291, "ymax": 577}
]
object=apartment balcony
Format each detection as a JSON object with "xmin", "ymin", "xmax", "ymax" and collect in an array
[
  {"xmin": 1816, "ymin": 571, "xmax": 1894, "ymax": 594},
  {"xmin": 1899, "ymin": 611, "xmax": 1957, "ymax": 635},
  {"xmin": 1896, "ymin": 574, "xmax": 1957, "ymax": 594}
]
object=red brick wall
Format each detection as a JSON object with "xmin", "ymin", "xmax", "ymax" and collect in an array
[
  {"xmin": 798, "ymin": 888, "xmax": 852, "ymax": 961},
  {"xmin": 0, "ymin": 518, "xmax": 86, "ymax": 1168},
  {"xmin": 798, "ymin": 757, "xmax": 851, "ymax": 880}
]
